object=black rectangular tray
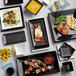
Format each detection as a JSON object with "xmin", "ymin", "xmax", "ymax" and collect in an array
[
  {"xmin": 3, "ymin": 31, "xmax": 26, "ymax": 45},
  {"xmin": 48, "ymin": 8, "xmax": 76, "ymax": 42},
  {"xmin": 17, "ymin": 51, "xmax": 60, "ymax": 76},
  {"xmin": 4, "ymin": 0, "xmax": 23, "ymax": 5},
  {"xmin": 28, "ymin": 18, "xmax": 49, "ymax": 49},
  {"xmin": 0, "ymin": 5, "xmax": 25, "ymax": 31}
]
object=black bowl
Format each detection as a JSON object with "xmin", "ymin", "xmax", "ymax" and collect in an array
[{"xmin": 6, "ymin": 67, "xmax": 14, "ymax": 76}]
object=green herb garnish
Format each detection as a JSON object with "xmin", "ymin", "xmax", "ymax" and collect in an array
[{"xmin": 54, "ymin": 15, "xmax": 65, "ymax": 25}]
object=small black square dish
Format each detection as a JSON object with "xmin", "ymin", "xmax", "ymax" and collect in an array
[
  {"xmin": 4, "ymin": 0, "xmax": 23, "ymax": 5},
  {"xmin": 28, "ymin": 18, "xmax": 49, "ymax": 50},
  {"xmin": 57, "ymin": 42, "xmax": 75, "ymax": 60},
  {"xmin": 16, "ymin": 51, "xmax": 60, "ymax": 76},
  {"xmin": 25, "ymin": 0, "xmax": 43, "ymax": 15},
  {"xmin": 62, "ymin": 61, "xmax": 74, "ymax": 72},
  {"xmin": 0, "ymin": 6, "xmax": 25, "ymax": 31},
  {"xmin": 3, "ymin": 31, "xmax": 26, "ymax": 45},
  {"xmin": 48, "ymin": 8, "xmax": 76, "ymax": 42}
]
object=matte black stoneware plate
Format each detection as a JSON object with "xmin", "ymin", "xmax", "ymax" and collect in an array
[
  {"xmin": 59, "ymin": 42, "xmax": 75, "ymax": 59},
  {"xmin": 0, "ymin": 6, "xmax": 25, "ymax": 31},
  {"xmin": 3, "ymin": 31, "xmax": 26, "ymax": 45},
  {"xmin": 28, "ymin": 18, "xmax": 49, "ymax": 49},
  {"xmin": 62, "ymin": 61, "xmax": 74, "ymax": 72},
  {"xmin": 4, "ymin": 0, "xmax": 23, "ymax": 5},
  {"xmin": 17, "ymin": 51, "xmax": 60, "ymax": 76},
  {"xmin": 48, "ymin": 8, "xmax": 76, "ymax": 42}
]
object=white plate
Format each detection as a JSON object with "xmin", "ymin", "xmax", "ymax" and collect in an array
[{"xmin": 0, "ymin": 7, "xmax": 23, "ymax": 30}]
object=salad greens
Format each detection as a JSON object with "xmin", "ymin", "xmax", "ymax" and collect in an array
[
  {"xmin": 3, "ymin": 10, "xmax": 20, "ymax": 26},
  {"xmin": 54, "ymin": 15, "xmax": 65, "ymax": 25}
]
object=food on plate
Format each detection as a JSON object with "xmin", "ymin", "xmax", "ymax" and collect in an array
[
  {"xmin": 29, "ymin": 62, "xmax": 34, "ymax": 66},
  {"xmin": 52, "ymin": 1, "xmax": 60, "ymax": 11},
  {"xmin": 26, "ymin": 0, "xmax": 42, "ymax": 14},
  {"xmin": 41, "ymin": 67, "xmax": 46, "ymax": 72},
  {"xmin": 33, "ymin": 24, "xmax": 44, "ymax": 43},
  {"xmin": 36, "ymin": 68, "xmax": 41, "ymax": 74},
  {"xmin": 44, "ymin": 56, "xmax": 53, "ymax": 64},
  {"xmin": 24, "ymin": 60, "xmax": 29, "ymax": 65},
  {"xmin": 24, "ymin": 58, "xmax": 53, "ymax": 75},
  {"xmin": 3, "ymin": 10, "xmax": 20, "ymax": 26},
  {"xmin": 25, "ymin": 70, "xmax": 30, "ymax": 74},
  {"xmin": 54, "ymin": 15, "xmax": 76, "ymax": 36},
  {"xmin": 32, "ymin": 59, "xmax": 37, "ymax": 63},
  {"xmin": 54, "ymin": 15, "xmax": 65, "ymax": 25},
  {"xmin": 42, "ymin": 62, "xmax": 47, "ymax": 67},
  {"xmin": 33, "ymin": 63, "xmax": 38, "ymax": 68},
  {"xmin": 28, "ymin": 66, "xmax": 33, "ymax": 71},
  {"xmin": 56, "ymin": 23, "xmax": 69, "ymax": 35},
  {"xmin": 66, "ymin": 16, "xmax": 76, "ymax": 29},
  {"xmin": 47, "ymin": 66, "xmax": 53, "ymax": 70},
  {"xmin": 37, "ymin": 60, "xmax": 42, "ymax": 65}
]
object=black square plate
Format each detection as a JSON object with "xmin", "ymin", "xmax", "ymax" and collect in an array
[
  {"xmin": 58, "ymin": 42, "xmax": 75, "ymax": 60},
  {"xmin": 62, "ymin": 61, "xmax": 74, "ymax": 72},
  {"xmin": 4, "ymin": 0, "xmax": 23, "ymax": 5},
  {"xmin": 48, "ymin": 8, "xmax": 76, "ymax": 42},
  {"xmin": 3, "ymin": 31, "xmax": 26, "ymax": 45},
  {"xmin": 17, "ymin": 51, "xmax": 60, "ymax": 76},
  {"xmin": 28, "ymin": 18, "xmax": 49, "ymax": 49},
  {"xmin": 0, "ymin": 6, "xmax": 25, "ymax": 31}
]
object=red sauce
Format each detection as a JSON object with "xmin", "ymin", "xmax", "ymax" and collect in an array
[{"xmin": 44, "ymin": 56, "xmax": 53, "ymax": 64}]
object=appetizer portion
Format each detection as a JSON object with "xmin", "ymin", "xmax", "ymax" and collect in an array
[
  {"xmin": 3, "ymin": 10, "xmax": 20, "ymax": 26},
  {"xmin": 33, "ymin": 24, "xmax": 44, "ymax": 43},
  {"xmin": 18, "ymin": 51, "xmax": 59, "ymax": 75},
  {"xmin": 24, "ymin": 59, "xmax": 53, "ymax": 75},
  {"xmin": 54, "ymin": 15, "xmax": 76, "ymax": 35}
]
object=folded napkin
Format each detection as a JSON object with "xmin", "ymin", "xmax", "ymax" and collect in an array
[
  {"xmin": 2, "ymin": 62, "xmax": 18, "ymax": 76},
  {"xmin": 49, "ymin": 0, "xmax": 70, "ymax": 12}
]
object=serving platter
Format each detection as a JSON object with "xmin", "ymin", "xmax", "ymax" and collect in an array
[
  {"xmin": 0, "ymin": 6, "xmax": 25, "ymax": 31},
  {"xmin": 48, "ymin": 8, "xmax": 76, "ymax": 42},
  {"xmin": 28, "ymin": 18, "xmax": 49, "ymax": 49},
  {"xmin": 17, "ymin": 51, "xmax": 60, "ymax": 76}
]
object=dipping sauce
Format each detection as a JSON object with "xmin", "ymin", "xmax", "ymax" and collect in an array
[{"xmin": 44, "ymin": 56, "xmax": 53, "ymax": 64}]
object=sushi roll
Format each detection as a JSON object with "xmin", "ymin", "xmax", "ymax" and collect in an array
[
  {"xmin": 41, "ymin": 67, "xmax": 46, "ymax": 72},
  {"xmin": 28, "ymin": 66, "xmax": 33, "ymax": 71},
  {"xmin": 47, "ymin": 66, "xmax": 53, "ymax": 70},
  {"xmin": 32, "ymin": 59, "xmax": 37, "ymax": 63},
  {"xmin": 24, "ymin": 60, "xmax": 29, "ymax": 65},
  {"xmin": 25, "ymin": 70, "xmax": 30, "ymax": 74},
  {"xmin": 37, "ymin": 60, "xmax": 42, "ymax": 65},
  {"xmin": 36, "ymin": 69, "xmax": 41, "ymax": 74}
]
